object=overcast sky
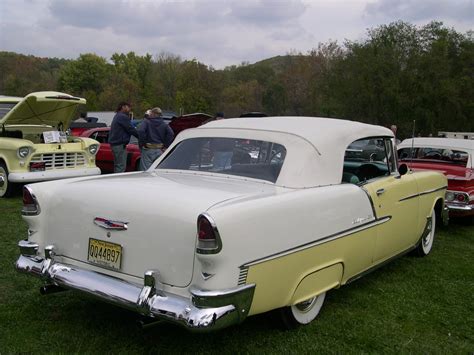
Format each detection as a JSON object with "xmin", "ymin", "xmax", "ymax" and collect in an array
[{"xmin": 0, "ymin": 0, "xmax": 472, "ymax": 68}]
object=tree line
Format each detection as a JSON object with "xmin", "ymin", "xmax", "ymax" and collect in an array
[{"xmin": 0, "ymin": 21, "xmax": 472, "ymax": 138}]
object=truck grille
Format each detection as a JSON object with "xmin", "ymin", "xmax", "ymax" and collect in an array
[{"xmin": 30, "ymin": 152, "xmax": 86, "ymax": 170}]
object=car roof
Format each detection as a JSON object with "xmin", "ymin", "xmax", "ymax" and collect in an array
[
  {"xmin": 201, "ymin": 116, "xmax": 392, "ymax": 151},
  {"xmin": 170, "ymin": 116, "xmax": 393, "ymax": 188},
  {"xmin": 399, "ymin": 138, "xmax": 474, "ymax": 152}
]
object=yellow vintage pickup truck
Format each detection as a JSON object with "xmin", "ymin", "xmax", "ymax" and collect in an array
[{"xmin": 0, "ymin": 91, "xmax": 100, "ymax": 197}]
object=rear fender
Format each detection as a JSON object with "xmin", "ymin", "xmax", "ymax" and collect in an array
[{"xmin": 290, "ymin": 263, "xmax": 343, "ymax": 305}]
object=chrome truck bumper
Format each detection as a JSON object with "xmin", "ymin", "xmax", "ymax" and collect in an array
[{"xmin": 15, "ymin": 241, "xmax": 255, "ymax": 332}]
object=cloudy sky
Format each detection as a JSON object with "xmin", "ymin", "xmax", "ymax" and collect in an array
[{"xmin": 0, "ymin": 0, "xmax": 472, "ymax": 68}]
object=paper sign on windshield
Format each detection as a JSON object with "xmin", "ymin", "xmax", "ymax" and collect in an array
[{"xmin": 43, "ymin": 131, "xmax": 67, "ymax": 143}]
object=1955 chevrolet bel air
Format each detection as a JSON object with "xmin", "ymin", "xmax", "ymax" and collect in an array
[{"xmin": 16, "ymin": 116, "xmax": 448, "ymax": 331}]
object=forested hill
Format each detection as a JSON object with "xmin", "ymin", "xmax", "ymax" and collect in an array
[{"xmin": 1, "ymin": 21, "xmax": 472, "ymax": 137}]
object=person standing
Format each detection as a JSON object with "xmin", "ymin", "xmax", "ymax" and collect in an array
[
  {"xmin": 138, "ymin": 107, "xmax": 174, "ymax": 171},
  {"xmin": 108, "ymin": 102, "xmax": 139, "ymax": 173},
  {"xmin": 390, "ymin": 124, "xmax": 401, "ymax": 146}
]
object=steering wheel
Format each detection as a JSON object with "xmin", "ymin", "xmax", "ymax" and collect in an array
[
  {"xmin": 424, "ymin": 151, "xmax": 442, "ymax": 159},
  {"xmin": 357, "ymin": 164, "xmax": 380, "ymax": 182}
]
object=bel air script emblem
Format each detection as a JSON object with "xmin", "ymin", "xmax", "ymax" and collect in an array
[{"xmin": 94, "ymin": 217, "xmax": 128, "ymax": 230}]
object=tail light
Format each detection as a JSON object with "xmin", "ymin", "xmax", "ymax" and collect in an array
[
  {"xmin": 446, "ymin": 191, "xmax": 469, "ymax": 204},
  {"xmin": 196, "ymin": 213, "xmax": 222, "ymax": 254},
  {"xmin": 22, "ymin": 186, "xmax": 41, "ymax": 216}
]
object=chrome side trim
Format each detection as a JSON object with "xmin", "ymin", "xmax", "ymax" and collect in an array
[
  {"xmin": 399, "ymin": 185, "xmax": 447, "ymax": 202},
  {"xmin": 241, "ymin": 216, "xmax": 391, "ymax": 268},
  {"xmin": 361, "ymin": 187, "xmax": 377, "ymax": 218},
  {"xmin": 16, "ymin": 243, "xmax": 255, "ymax": 332}
]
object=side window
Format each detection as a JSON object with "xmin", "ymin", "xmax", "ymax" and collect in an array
[{"xmin": 342, "ymin": 137, "xmax": 393, "ymax": 184}]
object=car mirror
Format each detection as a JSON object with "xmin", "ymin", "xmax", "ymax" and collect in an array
[{"xmin": 398, "ymin": 163, "xmax": 408, "ymax": 176}]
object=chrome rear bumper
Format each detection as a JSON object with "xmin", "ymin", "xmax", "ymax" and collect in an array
[
  {"xmin": 446, "ymin": 202, "xmax": 474, "ymax": 216},
  {"xmin": 15, "ymin": 242, "xmax": 255, "ymax": 332}
]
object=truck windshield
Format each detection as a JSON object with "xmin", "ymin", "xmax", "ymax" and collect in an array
[{"xmin": 157, "ymin": 137, "xmax": 286, "ymax": 183}]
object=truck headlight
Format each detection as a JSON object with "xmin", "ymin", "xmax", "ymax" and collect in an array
[
  {"xmin": 18, "ymin": 147, "xmax": 31, "ymax": 158},
  {"xmin": 88, "ymin": 144, "xmax": 99, "ymax": 155}
]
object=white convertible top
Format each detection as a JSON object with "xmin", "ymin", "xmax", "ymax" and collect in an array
[
  {"xmin": 201, "ymin": 116, "xmax": 392, "ymax": 150},
  {"xmin": 169, "ymin": 116, "xmax": 393, "ymax": 188}
]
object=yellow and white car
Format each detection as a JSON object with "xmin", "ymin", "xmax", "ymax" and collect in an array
[
  {"xmin": 16, "ymin": 116, "xmax": 447, "ymax": 331},
  {"xmin": 0, "ymin": 91, "xmax": 100, "ymax": 197}
]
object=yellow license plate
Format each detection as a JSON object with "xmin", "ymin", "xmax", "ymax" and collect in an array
[{"xmin": 87, "ymin": 238, "xmax": 122, "ymax": 270}]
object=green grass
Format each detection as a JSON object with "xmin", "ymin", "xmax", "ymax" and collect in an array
[{"xmin": 1, "ymin": 197, "xmax": 473, "ymax": 353}]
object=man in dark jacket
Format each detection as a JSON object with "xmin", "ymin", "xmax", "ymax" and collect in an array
[
  {"xmin": 138, "ymin": 107, "xmax": 174, "ymax": 170},
  {"xmin": 108, "ymin": 102, "xmax": 139, "ymax": 173}
]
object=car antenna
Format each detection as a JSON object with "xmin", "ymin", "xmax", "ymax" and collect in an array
[{"xmin": 409, "ymin": 120, "xmax": 416, "ymax": 168}]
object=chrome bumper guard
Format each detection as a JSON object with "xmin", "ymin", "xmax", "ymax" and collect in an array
[{"xmin": 15, "ymin": 241, "xmax": 255, "ymax": 332}]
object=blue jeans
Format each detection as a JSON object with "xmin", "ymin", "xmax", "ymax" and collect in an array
[
  {"xmin": 140, "ymin": 148, "xmax": 162, "ymax": 171},
  {"xmin": 212, "ymin": 151, "xmax": 233, "ymax": 170},
  {"xmin": 111, "ymin": 144, "xmax": 127, "ymax": 173}
]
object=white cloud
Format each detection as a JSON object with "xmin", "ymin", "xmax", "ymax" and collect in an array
[{"xmin": 0, "ymin": 0, "xmax": 471, "ymax": 68}]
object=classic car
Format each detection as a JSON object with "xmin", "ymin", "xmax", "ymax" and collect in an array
[
  {"xmin": 398, "ymin": 137, "xmax": 474, "ymax": 217},
  {"xmin": 169, "ymin": 112, "xmax": 213, "ymax": 136},
  {"xmin": 16, "ymin": 116, "xmax": 448, "ymax": 331},
  {"xmin": 80, "ymin": 127, "xmax": 141, "ymax": 173},
  {"xmin": 0, "ymin": 91, "xmax": 101, "ymax": 197}
]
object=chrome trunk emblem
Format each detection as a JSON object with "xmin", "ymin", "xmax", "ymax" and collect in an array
[{"xmin": 94, "ymin": 217, "xmax": 128, "ymax": 230}]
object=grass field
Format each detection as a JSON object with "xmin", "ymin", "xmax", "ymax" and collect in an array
[{"xmin": 1, "ymin": 197, "xmax": 473, "ymax": 353}]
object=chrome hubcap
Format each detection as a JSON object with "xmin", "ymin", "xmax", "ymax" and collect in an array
[
  {"xmin": 295, "ymin": 297, "xmax": 316, "ymax": 312},
  {"xmin": 0, "ymin": 175, "xmax": 4, "ymax": 188},
  {"xmin": 423, "ymin": 220, "xmax": 433, "ymax": 247}
]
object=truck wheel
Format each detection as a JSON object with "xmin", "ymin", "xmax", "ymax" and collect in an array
[
  {"xmin": 279, "ymin": 292, "xmax": 326, "ymax": 329},
  {"xmin": 0, "ymin": 162, "xmax": 15, "ymax": 198}
]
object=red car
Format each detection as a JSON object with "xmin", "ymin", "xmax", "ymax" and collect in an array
[
  {"xmin": 80, "ymin": 127, "xmax": 141, "ymax": 173},
  {"xmin": 398, "ymin": 137, "xmax": 474, "ymax": 217},
  {"xmin": 169, "ymin": 113, "xmax": 213, "ymax": 136},
  {"xmin": 80, "ymin": 114, "xmax": 214, "ymax": 173}
]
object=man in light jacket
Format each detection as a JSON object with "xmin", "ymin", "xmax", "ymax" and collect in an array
[{"xmin": 138, "ymin": 107, "xmax": 174, "ymax": 171}]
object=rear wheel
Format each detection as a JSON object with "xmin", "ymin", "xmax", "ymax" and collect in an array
[
  {"xmin": 279, "ymin": 292, "xmax": 326, "ymax": 329},
  {"xmin": 0, "ymin": 162, "xmax": 15, "ymax": 198},
  {"xmin": 414, "ymin": 210, "xmax": 436, "ymax": 257}
]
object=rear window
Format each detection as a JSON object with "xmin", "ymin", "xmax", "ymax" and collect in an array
[
  {"xmin": 157, "ymin": 137, "xmax": 286, "ymax": 183},
  {"xmin": 0, "ymin": 103, "xmax": 17, "ymax": 119},
  {"xmin": 398, "ymin": 147, "xmax": 468, "ymax": 167}
]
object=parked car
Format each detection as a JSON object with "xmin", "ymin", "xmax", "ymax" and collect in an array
[
  {"xmin": 169, "ymin": 112, "xmax": 213, "ymax": 136},
  {"xmin": 0, "ymin": 91, "xmax": 100, "ymax": 197},
  {"xmin": 69, "ymin": 120, "xmax": 107, "ymax": 136},
  {"xmin": 398, "ymin": 137, "xmax": 474, "ymax": 217},
  {"xmin": 16, "ymin": 116, "xmax": 447, "ymax": 331},
  {"xmin": 80, "ymin": 127, "xmax": 141, "ymax": 173}
]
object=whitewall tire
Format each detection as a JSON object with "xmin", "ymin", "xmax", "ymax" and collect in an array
[
  {"xmin": 0, "ymin": 162, "xmax": 14, "ymax": 198},
  {"xmin": 414, "ymin": 210, "xmax": 436, "ymax": 257},
  {"xmin": 279, "ymin": 292, "xmax": 326, "ymax": 329}
]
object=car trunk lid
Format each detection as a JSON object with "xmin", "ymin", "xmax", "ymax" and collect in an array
[{"xmin": 36, "ymin": 171, "xmax": 274, "ymax": 287}]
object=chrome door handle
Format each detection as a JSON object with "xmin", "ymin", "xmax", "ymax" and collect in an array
[{"xmin": 376, "ymin": 188, "xmax": 385, "ymax": 196}]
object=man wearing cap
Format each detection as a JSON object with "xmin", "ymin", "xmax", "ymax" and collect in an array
[
  {"xmin": 108, "ymin": 102, "xmax": 139, "ymax": 173},
  {"xmin": 138, "ymin": 107, "xmax": 174, "ymax": 171}
]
